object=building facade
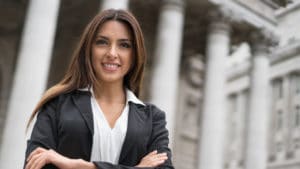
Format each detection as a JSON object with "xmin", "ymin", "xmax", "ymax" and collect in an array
[{"xmin": 0, "ymin": 0, "xmax": 300, "ymax": 169}]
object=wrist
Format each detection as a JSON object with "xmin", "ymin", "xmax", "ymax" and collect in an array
[{"xmin": 76, "ymin": 159, "xmax": 96, "ymax": 169}]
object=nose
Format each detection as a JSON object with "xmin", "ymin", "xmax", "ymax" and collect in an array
[{"xmin": 107, "ymin": 45, "xmax": 118, "ymax": 59}]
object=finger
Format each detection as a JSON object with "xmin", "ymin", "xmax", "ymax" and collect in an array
[
  {"xmin": 148, "ymin": 150, "xmax": 158, "ymax": 156},
  {"xmin": 30, "ymin": 155, "xmax": 45, "ymax": 169},
  {"xmin": 152, "ymin": 154, "xmax": 168, "ymax": 165},
  {"xmin": 33, "ymin": 151, "xmax": 50, "ymax": 169},
  {"xmin": 26, "ymin": 150, "xmax": 47, "ymax": 169},
  {"xmin": 149, "ymin": 159, "xmax": 166, "ymax": 168},
  {"xmin": 25, "ymin": 161, "xmax": 31, "ymax": 169},
  {"xmin": 156, "ymin": 156, "xmax": 168, "ymax": 162},
  {"xmin": 159, "ymin": 156, "xmax": 168, "ymax": 161},
  {"xmin": 155, "ymin": 159, "xmax": 166, "ymax": 165},
  {"xmin": 26, "ymin": 153, "xmax": 41, "ymax": 169},
  {"xmin": 27, "ymin": 148, "xmax": 46, "ymax": 162},
  {"xmin": 33, "ymin": 156, "xmax": 47, "ymax": 169},
  {"xmin": 156, "ymin": 152, "xmax": 167, "ymax": 158}
]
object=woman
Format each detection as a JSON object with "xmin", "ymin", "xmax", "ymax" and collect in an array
[{"xmin": 24, "ymin": 9, "xmax": 173, "ymax": 169}]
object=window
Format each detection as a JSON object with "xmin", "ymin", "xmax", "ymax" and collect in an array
[
  {"xmin": 294, "ymin": 137, "xmax": 300, "ymax": 150},
  {"xmin": 294, "ymin": 106, "xmax": 300, "ymax": 128},
  {"xmin": 276, "ymin": 142, "xmax": 283, "ymax": 152},
  {"xmin": 291, "ymin": 73, "xmax": 300, "ymax": 95},
  {"xmin": 229, "ymin": 94, "xmax": 237, "ymax": 113},
  {"xmin": 276, "ymin": 110, "xmax": 283, "ymax": 131},
  {"xmin": 273, "ymin": 79, "xmax": 283, "ymax": 100}
]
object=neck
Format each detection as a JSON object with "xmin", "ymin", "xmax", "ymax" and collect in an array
[{"xmin": 92, "ymin": 81, "xmax": 126, "ymax": 104}]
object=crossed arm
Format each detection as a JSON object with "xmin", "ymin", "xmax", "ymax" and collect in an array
[
  {"xmin": 25, "ymin": 148, "xmax": 167, "ymax": 169},
  {"xmin": 24, "ymin": 101, "xmax": 172, "ymax": 169}
]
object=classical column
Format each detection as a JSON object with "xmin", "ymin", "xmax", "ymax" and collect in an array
[
  {"xmin": 281, "ymin": 75, "xmax": 289, "ymax": 158},
  {"xmin": 225, "ymin": 91, "xmax": 247, "ymax": 168},
  {"xmin": 0, "ymin": 0, "xmax": 60, "ymax": 168},
  {"xmin": 244, "ymin": 29, "xmax": 276, "ymax": 169},
  {"xmin": 235, "ymin": 91, "xmax": 247, "ymax": 166},
  {"xmin": 150, "ymin": 0, "xmax": 185, "ymax": 147},
  {"xmin": 284, "ymin": 74, "xmax": 293, "ymax": 159},
  {"xmin": 101, "ymin": 0, "xmax": 129, "ymax": 10},
  {"xmin": 198, "ymin": 10, "xmax": 231, "ymax": 169}
]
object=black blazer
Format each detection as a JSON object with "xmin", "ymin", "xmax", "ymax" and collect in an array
[{"xmin": 25, "ymin": 90, "xmax": 174, "ymax": 169}]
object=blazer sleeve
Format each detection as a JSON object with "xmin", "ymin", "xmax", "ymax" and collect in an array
[
  {"xmin": 93, "ymin": 104, "xmax": 174, "ymax": 169},
  {"xmin": 146, "ymin": 104, "xmax": 174, "ymax": 169},
  {"xmin": 24, "ymin": 98, "xmax": 59, "ymax": 169}
]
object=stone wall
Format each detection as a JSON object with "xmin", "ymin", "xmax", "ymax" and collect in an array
[{"xmin": 277, "ymin": 3, "xmax": 300, "ymax": 46}]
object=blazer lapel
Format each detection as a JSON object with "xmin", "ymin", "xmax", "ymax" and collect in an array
[
  {"xmin": 118, "ymin": 103, "xmax": 148, "ymax": 163},
  {"xmin": 71, "ymin": 91, "xmax": 94, "ymax": 135}
]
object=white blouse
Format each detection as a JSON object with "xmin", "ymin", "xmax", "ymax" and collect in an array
[{"xmin": 90, "ymin": 88, "xmax": 144, "ymax": 164}]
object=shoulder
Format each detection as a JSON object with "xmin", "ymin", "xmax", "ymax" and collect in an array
[
  {"xmin": 42, "ymin": 90, "xmax": 91, "ymax": 109},
  {"xmin": 128, "ymin": 102, "xmax": 166, "ymax": 120},
  {"xmin": 144, "ymin": 103, "xmax": 166, "ymax": 120}
]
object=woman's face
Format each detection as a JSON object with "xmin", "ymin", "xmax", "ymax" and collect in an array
[{"xmin": 91, "ymin": 20, "xmax": 133, "ymax": 85}]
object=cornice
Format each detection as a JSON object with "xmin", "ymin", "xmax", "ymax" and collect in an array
[
  {"xmin": 232, "ymin": 0, "xmax": 277, "ymax": 23},
  {"xmin": 275, "ymin": 1, "xmax": 300, "ymax": 18},
  {"xmin": 262, "ymin": 0, "xmax": 280, "ymax": 9},
  {"xmin": 249, "ymin": 28, "xmax": 279, "ymax": 55},
  {"xmin": 209, "ymin": 0, "xmax": 277, "ymax": 32},
  {"xmin": 268, "ymin": 159, "xmax": 300, "ymax": 168},
  {"xmin": 271, "ymin": 40, "xmax": 300, "ymax": 65}
]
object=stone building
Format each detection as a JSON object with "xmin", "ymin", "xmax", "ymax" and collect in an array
[{"xmin": 0, "ymin": 0, "xmax": 299, "ymax": 169}]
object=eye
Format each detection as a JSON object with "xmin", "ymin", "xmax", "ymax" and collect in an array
[
  {"xmin": 120, "ymin": 42, "xmax": 132, "ymax": 49},
  {"xmin": 95, "ymin": 39, "xmax": 108, "ymax": 46}
]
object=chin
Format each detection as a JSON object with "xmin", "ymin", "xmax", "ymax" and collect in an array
[{"xmin": 99, "ymin": 76, "xmax": 123, "ymax": 84}]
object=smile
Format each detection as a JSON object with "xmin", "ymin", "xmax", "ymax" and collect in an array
[{"xmin": 102, "ymin": 63, "xmax": 120, "ymax": 71}]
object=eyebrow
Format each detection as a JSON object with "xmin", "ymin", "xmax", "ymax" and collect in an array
[{"xmin": 95, "ymin": 35, "xmax": 132, "ymax": 42}]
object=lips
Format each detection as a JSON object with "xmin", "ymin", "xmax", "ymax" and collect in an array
[{"xmin": 102, "ymin": 63, "xmax": 120, "ymax": 71}]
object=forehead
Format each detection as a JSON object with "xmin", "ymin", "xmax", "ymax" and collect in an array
[{"xmin": 96, "ymin": 20, "xmax": 132, "ymax": 39}]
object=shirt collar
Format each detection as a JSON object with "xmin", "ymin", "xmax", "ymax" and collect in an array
[
  {"xmin": 78, "ymin": 87, "xmax": 145, "ymax": 106},
  {"xmin": 125, "ymin": 89, "xmax": 145, "ymax": 106}
]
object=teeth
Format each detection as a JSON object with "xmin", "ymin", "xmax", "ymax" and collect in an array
[{"xmin": 104, "ymin": 63, "xmax": 118, "ymax": 68}]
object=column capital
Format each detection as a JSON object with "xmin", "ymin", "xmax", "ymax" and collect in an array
[
  {"xmin": 162, "ymin": 0, "xmax": 185, "ymax": 11},
  {"xmin": 101, "ymin": 0, "xmax": 128, "ymax": 10},
  {"xmin": 209, "ymin": 6, "xmax": 245, "ymax": 22},
  {"xmin": 249, "ymin": 28, "xmax": 279, "ymax": 56},
  {"xmin": 207, "ymin": 8, "xmax": 233, "ymax": 35}
]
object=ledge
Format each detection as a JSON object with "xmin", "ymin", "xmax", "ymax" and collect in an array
[
  {"xmin": 275, "ymin": 1, "xmax": 300, "ymax": 18},
  {"xmin": 226, "ymin": 59, "xmax": 251, "ymax": 81},
  {"xmin": 268, "ymin": 158, "xmax": 300, "ymax": 168},
  {"xmin": 270, "ymin": 40, "xmax": 300, "ymax": 65},
  {"xmin": 209, "ymin": 0, "xmax": 277, "ymax": 32}
]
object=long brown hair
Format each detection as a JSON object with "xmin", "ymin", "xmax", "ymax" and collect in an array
[{"xmin": 27, "ymin": 9, "xmax": 146, "ymax": 127}]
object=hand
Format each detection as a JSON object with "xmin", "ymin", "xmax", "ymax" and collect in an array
[
  {"xmin": 135, "ymin": 150, "xmax": 168, "ymax": 168},
  {"xmin": 26, "ymin": 147, "xmax": 55, "ymax": 169},
  {"xmin": 25, "ymin": 147, "xmax": 73, "ymax": 169},
  {"xmin": 26, "ymin": 147, "xmax": 96, "ymax": 169}
]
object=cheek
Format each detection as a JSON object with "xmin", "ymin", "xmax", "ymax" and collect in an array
[
  {"xmin": 91, "ymin": 54, "xmax": 97, "ymax": 69},
  {"xmin": 91, "ymin": 46, "xmax": 105, "ymax": 59},
  {"xmin": 125, "ymin": 55, "xmax": 134, "ymax": 72},
  {"xmin": 91, "ymin": 48, "xmax": 103, "ymax": 67}
]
